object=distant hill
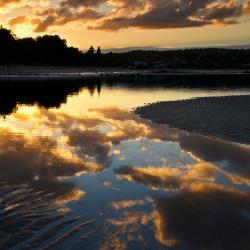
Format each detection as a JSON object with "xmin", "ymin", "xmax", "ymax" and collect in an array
[
  {"xmin": 103, "ymin": 45, "xmax": 250, "ymax": 53},
  {"xmin": 102, "ymin": 47, "xmax": 168, "ymax": 53}
]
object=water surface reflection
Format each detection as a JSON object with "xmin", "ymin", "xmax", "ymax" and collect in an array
[{"xmin": 0, "ymin": 82, "xmax": 250, "ymax": 249}]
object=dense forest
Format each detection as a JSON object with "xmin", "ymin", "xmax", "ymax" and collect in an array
[{"xmin": 0, "ymin": 27, "xmax": 250, "ymax": 69}]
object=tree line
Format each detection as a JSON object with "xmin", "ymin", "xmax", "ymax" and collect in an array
[
  {"xmin": 0, "ymin": 26, "xmax": 101, "ymax": 66},
  {"xmin": 0, "ymin": 26, "xmax": 250, "ymax": 69}
]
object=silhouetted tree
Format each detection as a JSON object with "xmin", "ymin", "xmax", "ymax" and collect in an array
[
  {"xmin": 86, "ymin": 45, "xmax": 96, "ymax": 65},
  {"xmin": 0, "ymin": 26, "xmax": 16, "ymax": 44},
  {"xmin": 0, "ymin": 27, "xmax": 87, "ymax": 66},
  {"xmin": 36, "ymin": 35, "xmax": 68, "ymax": 64},
  {"xmin": 96, "ymin": 46, "xmax": 102, "ymax": 65},
  {"xmin": 87, "ymin": 45, "xmax": 95, "ymax": 55},
  {"xmin": 0, "ymin": 26, "xmax": 16, "ymax": 64},
  {"xmin": 0, "ymin": 27, "xmax": 250, "ymax": 69},
  {"xmin": 16, "ymin": 37, "xmax": 36, "ymax": 64}
]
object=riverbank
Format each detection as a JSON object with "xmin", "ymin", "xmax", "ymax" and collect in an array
[
  {"xmin": 1, "ymin": 67, "xmax": 250, "ymax": 85},
  {"xmin": 135, "ymin": 95, "xmax": 250, "ymax": 144},
  {"xmin": 0, "ymin": 66, "xmax": 250, "ymax": 76}
]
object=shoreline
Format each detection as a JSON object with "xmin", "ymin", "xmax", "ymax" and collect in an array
[
  {"xmin": 0, "ymin": 66, "xmax": 250, "ymax": 75},
  {"xmin": 0, "ymin": 67, "xmax": 250, "ymax": 83},
  {"xmin": 135, "ymin": 95, "xmax": 250, "ymax": 145}
]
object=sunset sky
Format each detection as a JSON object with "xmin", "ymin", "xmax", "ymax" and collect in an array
[{"xmin": 0, "ymin": 0, "xmax": 250, "ymax": 50}]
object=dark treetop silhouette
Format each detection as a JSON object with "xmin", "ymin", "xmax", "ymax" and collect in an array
[
  {"xmin": 0, "ymin": 27, "xmax": 250, "ymax": 69},
  {"xmin": 0, "ymin": 26, "xmax": 100, "ymax": 66},
  {"xmin": 1, "ymin": 75, "xmax": 250, "ymax": 117}
]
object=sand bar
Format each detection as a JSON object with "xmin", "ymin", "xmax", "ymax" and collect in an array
[{"xmin": 135, "ymin": 95, "xmax": 250, "ymax": 144}]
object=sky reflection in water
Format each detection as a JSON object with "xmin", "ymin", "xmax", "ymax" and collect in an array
[{"xmin": 1, "ymin": 85, "xmax": 250, "ymax": 249}]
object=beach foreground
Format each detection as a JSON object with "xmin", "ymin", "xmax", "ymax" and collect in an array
[{"xmin": 135, "ymin": 95, "xmax": 250, "ymax": 144}]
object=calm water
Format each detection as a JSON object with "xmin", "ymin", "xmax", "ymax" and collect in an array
[{"xmin": 1, "ymin": 81, "xmax": 250, "ymax": 249}]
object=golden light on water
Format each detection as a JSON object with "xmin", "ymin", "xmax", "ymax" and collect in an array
[{"xmin": 1, "ymin": 85, "xmax": 250, "ymax": 249}]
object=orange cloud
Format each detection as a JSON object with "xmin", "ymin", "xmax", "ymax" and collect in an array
[
  {"xmin": 6, "ymin": 0, "xmax": 250, "ymax": 32},
  {"xmin": 8, "ymin": 15, "xmax": 27, "ymax": 27},
  {"xmin": 0, "ymin": 0, "xmax": 21, "ymax": 7}
]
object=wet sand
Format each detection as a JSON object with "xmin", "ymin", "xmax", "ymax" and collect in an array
[{"xmin": 135, "ymin": 95, "xmax": 250, "ymax": 144}]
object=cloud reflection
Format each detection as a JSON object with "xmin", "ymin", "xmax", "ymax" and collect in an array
[
  {"xmin": 154, "ymin": 183, "xmax": 250, "ymax": 249},
  {"xmin": 115, "ymin": 162, "xmax": 219, "ymax": 191},
  {"xmin": 179, "ymin": 133, "xmax": 250, "ymax": 179},
  {"xmin": 1, "ymin": 104, "xmax": 250, "ymax": 248},
  {"xmin": 2, "ymin": 105, "xmax": 250, "ymax": 200},
  {"xmin": 0, "ymin": 105, "xmax": 172, "ymax": 204}
]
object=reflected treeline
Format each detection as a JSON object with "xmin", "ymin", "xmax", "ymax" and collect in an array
[
  {"xmin": 0, "ymin": 79, "xmax": 102, "ymax": 115},
  {"xmin": 1, "ymin": 74, "xmax": 250, "ymax": 116},
  {"xmin": 103, "ymin": 73, "xmax": 250, "ymax": 87}
]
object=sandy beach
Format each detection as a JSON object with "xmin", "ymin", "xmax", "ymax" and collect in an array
[{"xmin": 135, "ymin": 95, "xmax": 250, "ymax": 144}]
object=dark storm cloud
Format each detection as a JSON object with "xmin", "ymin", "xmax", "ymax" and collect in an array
[{"xmin": 95, "ymin": 0, "xmax": 250, "ymax": 30}]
